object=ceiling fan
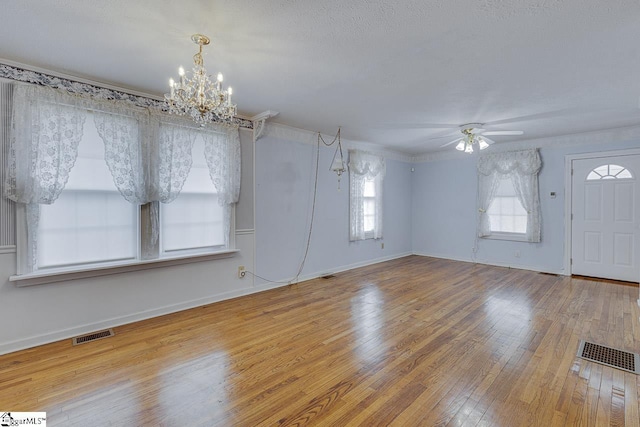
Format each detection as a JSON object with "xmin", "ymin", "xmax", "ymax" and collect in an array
[{"xmin": 440, "ymin": 123, "xmax": 524, "ymax": 153}]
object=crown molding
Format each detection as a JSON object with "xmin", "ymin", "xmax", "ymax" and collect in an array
[{"xmin": 261, "ymin": 122, "xmax": 414, "ymax": 163}]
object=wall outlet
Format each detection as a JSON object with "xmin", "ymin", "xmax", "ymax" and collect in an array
[
  {"xmin": 381, "ymin": 242, "xmax": 384, "ymax": 249},
  {"xmin": 515, "ymin": 250, "xmax": 521, "ymax": 258},
  {"xmin": 238, "ymin": 266, "xmax": 246, "ymax": 279}
]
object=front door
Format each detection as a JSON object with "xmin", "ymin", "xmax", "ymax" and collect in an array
[{"xmin": 571, "ymin": 155, "xmax": 640, "ymax": 282}]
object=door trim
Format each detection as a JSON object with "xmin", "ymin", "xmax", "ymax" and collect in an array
[{"xmin": 564, "ymin": 148, "xmax": 640, "ymax": 276}]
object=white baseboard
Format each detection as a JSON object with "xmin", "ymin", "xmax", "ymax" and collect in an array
[
  {"xmin": 412, "ymin": 251, "xmax": 566, "ymax": 275},
  {"xmin": 254, "ymin": 251, "xmax": 414, "ymax": 287},
  {"xmin": 0, "ymin": 288, "xmax": 252, "ymax": 356}
]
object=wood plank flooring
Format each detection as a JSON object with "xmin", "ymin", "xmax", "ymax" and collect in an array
[{"xmin": 1, "ymin": 256, "xmax": 639, "ymax": 426}]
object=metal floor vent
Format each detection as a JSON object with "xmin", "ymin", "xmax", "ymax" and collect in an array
[
  {"xmin": 577, "ymin": 340, "xmax": 640, "ymax": 374},
  {"xmin": 72, "ymin": 329, "xmax": 115, "ymax": 346},
  {"xmin": 321, "ymin": 274, "xmax": 336, "ymax": 279}
]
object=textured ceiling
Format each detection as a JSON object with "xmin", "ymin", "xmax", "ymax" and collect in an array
[{"xmin": 1, "ymin": 0, "xmax": 639, "ymax": 154}]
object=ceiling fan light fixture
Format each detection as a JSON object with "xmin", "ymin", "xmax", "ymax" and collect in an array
[
  {"xmin": 478, "ymin": 138, "xmax": 490, "ymax": 150},
  {"xmin": 455, "ymin": 141, "xmax": 465, "ymax": 151},
  {"xmin": 464, "ymin": 142, "xmax": 474, "ymax": 153}
]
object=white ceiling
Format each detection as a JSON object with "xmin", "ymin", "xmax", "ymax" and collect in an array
[{"xmin": 1, "ymin": 0, "xmax": 639, "ymax": 154}]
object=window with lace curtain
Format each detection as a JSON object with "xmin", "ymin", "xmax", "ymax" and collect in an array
[
  {"xmin": 3, "ymin": 83, "xmax": 240, "ymax": 280},
  {"xmin": 349, "ymin": 150, "xmax": 385, "ymax": 241},
  {"xmin": 37, "ymin": 111, "xmax": 138, "ymax": 268},
  {"xmin": 477, "ymin": 149, "xmax": 542, "ymax": 242},
  {"xmin": 161, "ymin": 135, "xmax": 226, "ymax": 254}
]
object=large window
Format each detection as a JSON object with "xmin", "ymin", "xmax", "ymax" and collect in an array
[
  {"xmin": 349, "ymin": 150, "xmax": 385, "ymax": 241},
  {"xmin": 4, "ymin": 83, "xmax": 240, "ymax": 278},
  {"xmin": 38, "ymin": 113, "xmax": 137, "ymax": 268}
]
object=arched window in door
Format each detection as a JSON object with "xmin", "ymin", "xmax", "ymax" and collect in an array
[{"xmin": 586, "ymin": 164, "xmax": 633, "ymax": 180}]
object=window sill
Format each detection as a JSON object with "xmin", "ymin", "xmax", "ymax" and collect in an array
[
  {"xmin": 10, "ymin": 249, "xmax": 240, "ymax": 287},
  {"xmin": 481, "ymin": 232, "xmax": 530, "ymax": 242}
]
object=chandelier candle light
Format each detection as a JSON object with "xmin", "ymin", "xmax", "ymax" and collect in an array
[{"xmin": 165, "ymin": 34, "xmax": 237, "ymax": 125}]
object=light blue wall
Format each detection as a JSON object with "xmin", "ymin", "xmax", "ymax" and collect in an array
[
  {"xmin": 255, "ymin": 130, "xmax": 413, "ymax": 284},
  {"xmin": 412, "ymin": 138, "xmax": 640, "ymax": 273}
]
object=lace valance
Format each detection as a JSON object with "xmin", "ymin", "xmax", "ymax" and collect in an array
[
  {"xmin": 348, "ymin": 150, "xmax": 386, "ymax": 178},
  {"xmin": 477, "ymin": 149, "xmax": 541, "ymax": 176}
]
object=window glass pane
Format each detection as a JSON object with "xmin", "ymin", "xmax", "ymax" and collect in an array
[
  {"xmin": 586, "ymin": 164, "xmax": 633, "ymax": 180},
  {"xmin": 161, "ymin": 135, "xmax": 225, "ymax": 253},
  {"xmin": 587, "ymin": 171, "xmax": 600, "ymax": 180},
  {"xmin": 487, "ymin": 177, "xmax": 527, "ymax": 234},
  {"xmin": 609, "ymin": 164, "xmax": 624, "ymax": 176},
  {"xmin": 363, "ymin": 198, "xmax": 375, "ymax": 232},
  {"xmin": 162, "ymin": 193, "xmax": 224, "ymax": 251},
  {"xmin": 363, "ymin": 179, "xmax": 375, "ymax": 197},
  {"xmin": 39, "ymin": 191, "xmax": 137, "ymax": 267},
  {"xmin": 594, "ymin": 165, "xmax": 608, "ymax": 176}
]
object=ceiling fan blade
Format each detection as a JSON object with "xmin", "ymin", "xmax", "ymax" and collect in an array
[
  {"xmin": 424, "ymin": 129, "xmax": 461, "ymax": 140},
  {"xmin": 484, "ymin": 108, "xmax": 610, "ymax": 127},
  {"xmin": 482, "ymin": 130, "xmax": 524, "ymax": 136},
  {"xmin": 440, "ymin": 137, "xmax": 463, "ymax": 148},
  {"xmin": 481, "ymin": 136, "xmax": 496, "ymax": 145},
  {"xmin": 468, "ymin": 128, "xmax": 485, "ymax": 134}
]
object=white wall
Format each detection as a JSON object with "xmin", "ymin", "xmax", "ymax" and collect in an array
[
  {"xmin": 412, "ymin": 134, "xmax": 640, "ymax": 274},
  {"xmin": 0, "ymin": 129, "xmax": 256, "ymax": 355},
  {"xmin": 254, "ymin": 124, "xmax": 413, "ymax": 286}
]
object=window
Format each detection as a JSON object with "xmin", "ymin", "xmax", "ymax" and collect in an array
[
  {"xmin": 363, "ymin": 177, "xmax": 376, "ymax": 236},
  {"xmin": 38, "ymin": 112, "xmax": 138, "ymax": 268},
  {"xmin": 349, "ymin": 150, "xmax": 385, "ymax": 241},
  {"xmin": 477, "ymin": 149, "xmax": 541, "ymax": 242},
  {"xmin": 161, "ymin": 136, "xmax": 225, "ymax": 254},
  {"xmin": 5, "ymin": 83, "xmax": 240, "ymax": 279},
  {"xmin": 586, "ymin": 164, "xmax": 633, "ymax": 180},
  {"xmin": 486, "ymin": 176, "xmax": 528, "ymax": 235}
]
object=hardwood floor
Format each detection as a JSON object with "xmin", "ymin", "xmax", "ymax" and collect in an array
[{"xmin": 1, "ymin": 256, "xmax": 639, "ymax": 426}]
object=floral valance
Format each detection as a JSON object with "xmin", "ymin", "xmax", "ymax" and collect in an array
[{"xmin": 477, "ymin": 149, "xmax": 541, "ymax": 176}]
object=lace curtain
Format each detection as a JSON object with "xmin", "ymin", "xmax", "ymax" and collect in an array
[
  {"xmin": 5, "ymin": 84, "xmax": 87, "ymax": 204},
  {"xmin": 477, "ymin": 149, "xmax": 542, "ymax": 242},
  {"xmin": 5, "ymin": 85, "xmax": 89, "ymax": 270},
  {"xmin": 4, "ymin": 83, "xmax": 241, "ymax": 272},
  {"xmin": 349, "ymin": 149, "xmax": 385, "ymax": 241}
]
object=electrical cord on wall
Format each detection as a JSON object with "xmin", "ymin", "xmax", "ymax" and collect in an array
[{"xmin": 244, "ymin": 129, "xmax": 342, "ymax": 286}]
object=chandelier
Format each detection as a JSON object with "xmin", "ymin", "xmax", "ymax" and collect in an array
[
  {"xmin": 165, "ymin": 34, "xmax": 237, "ymax": 125},
  {"xmin": 455, "ymin": 128, "xmax": 490, "ymax": 153}
]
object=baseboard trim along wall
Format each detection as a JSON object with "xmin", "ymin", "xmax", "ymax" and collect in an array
[
  {"xmin": 411, "ymin": 251, "xmax": 566, "ymax": 276},
  {"xmin": 0, "ymin": 288, "xmax": 249, "ymax": 356},
  {"xmin": 253, "ymin": 251, "xmax": 414, "ymax": 291}
]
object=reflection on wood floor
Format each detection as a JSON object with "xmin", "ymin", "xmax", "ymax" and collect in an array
[{"xmin": 1, "ymin": 256, "xmax": 639, "ymax": 426}]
